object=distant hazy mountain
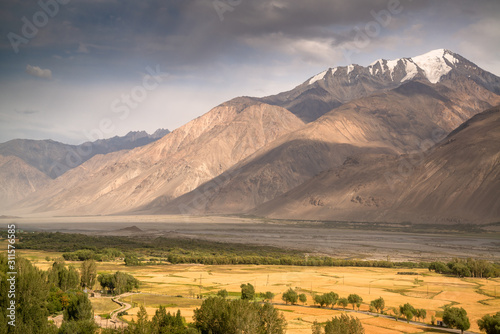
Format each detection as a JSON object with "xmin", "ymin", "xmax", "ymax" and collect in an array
[
  {"xmin": 5, "ymin": 50, "xmax": 500, "ymax": 223},
  {"xmin": 0, "ymin": 129, "xmax": 169, "ymax": 179},
  {"xmin": 0, "ymin": 155, "xmax": 51, "ymax": 207}
]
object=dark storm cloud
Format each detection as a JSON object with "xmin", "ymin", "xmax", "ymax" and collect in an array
[{"xmin": 0, "ymin": 0, "xmax": 433, "ymax": 68}]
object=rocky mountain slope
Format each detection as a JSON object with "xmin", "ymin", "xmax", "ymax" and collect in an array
[
  {"xmin": 253, "ymin": 106, "xmax": 500, "ymax": 224},
  {"xmin": 11, "ymin": 99, "xmax": 304, "ymax": 215},
  {"xmin": 154, "ymin": 74, "xmax": 500, "ymax": 216}
]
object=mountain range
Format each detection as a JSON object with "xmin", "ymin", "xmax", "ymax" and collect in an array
[
  {"xmin": 0, "ymin": 129, "xmax": 169, "ymax": 207},
  {"xmin": 3, "ymin": 49, "xmax": 500, "ymax": 224}
]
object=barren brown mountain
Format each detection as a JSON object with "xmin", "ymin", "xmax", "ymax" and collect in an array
[
  {"xmin": 254, "ymin": 106, "xmax": 500, "ymax": 224},
  {"xmin": 11, "ymin": 98, "xmax": 304, "ymax": 215},
  {"xmin": 156, "ymin": 79, "xmax": 500, "ymax": 216},
  {"xmin": 0, "ymin": 155, "xmax": 51, "ymax": 207}
]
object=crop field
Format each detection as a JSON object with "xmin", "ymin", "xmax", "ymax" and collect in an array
[
  {"xmin": 20, "ymin": 245, "xmax": 499, "ymax": 334},
  {"xmin": 112, "ymin": 264, "xmax": 498, "ymax": 333}
]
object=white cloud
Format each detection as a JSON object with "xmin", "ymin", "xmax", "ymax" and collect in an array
[
  {"xmin": 243, "ymin": 33, "xmax": 344, "ymax": 66},
  {"xmin": 25, "ymin": 65, "xmax": 52, "ymax": 79}
]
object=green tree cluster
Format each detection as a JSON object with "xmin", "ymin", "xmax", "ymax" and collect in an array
[
  {"xmin": 282, "ymin": 288, "xmax": 299, "ymax": 305},
  {"xmin": 98, "ymin": 271, "xmax": 140, "ymax": 294},
  {"xmin": 216, "ymin": 289, "xmax": 228, "ymax": 299},
  {"xmin": 477, "ymin": 311, "xmax": 500, "ymax": 334},
  {"xmin": 314, "ymin": 292, "xmax": 339, "ymax": 308},
  {"xmin": 240, "ymin": 283, "xmax": 255, "ymax": 300},
  {"xmin": 399, "ymin": 303, "xmax": 416, "ymax": 323},
  {"xmin": 127, "ymin": 305, "xmax": 197, "ymax": 334},
  {"xmin": 48, "ymin": 261, "xmax": 80, "ymax": 291},
  {"xmin": 312, "ymin": 314, "xmax": 364, "ymax": 334},
  {"xmin": 429, "ymin": 258, "xmax": 500, "ymax": 278},
  {"xmin": 260, "ymin": 291, "xmax": 275, "ymax": 302},
  {"xmin": 193, "ymin": 297, "xmax": 286, "ymax": 334},
  {"xmin": 370, "ymin": 297, "xmax": 385, "ymax": 313},
  {"xmin": 347, "ymin": 294, "xmax": 363, "ymax": 311},
  {"xmin": 0, "ymin": 254, "xmax": 58, "ymax": 333},
  {"xmin": 443, "ymin": 306, "xmax": 470, "ymax": 334}
]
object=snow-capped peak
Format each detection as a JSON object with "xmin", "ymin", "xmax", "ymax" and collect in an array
[
  {"xmin": 309, "ymin": 69, "xmax": 328, "ymax": 85},
  {"xmin": 411, "ymin": 49, "xmax": 457, "ymax": 83},
  {"xmin": 307, "ymin": 49, "xmax": 461, "ymax": 86}
]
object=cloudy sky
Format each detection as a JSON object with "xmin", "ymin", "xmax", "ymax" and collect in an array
[{"xmin": 1, "ymin": 0, "xmax": 499, "ymax": 144}]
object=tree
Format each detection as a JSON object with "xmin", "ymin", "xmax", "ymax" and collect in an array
[
  {"xmin": 98, "ymin": 271, "xmax": 139, "ymax": 294},
  {"xmin": 260, "ymin": 302, "xmax": 287, "ymax": 334},
  {"xmin": 348, "ymin": 294, "xmax": 363, "ymax": 310},
  {"xmin": 391, "ymin": 307, "xmax": 401, "ymax": 321},
  {"xmin": 322, "ymin": 314, "xmax": 365, "ymax": 334},
  {"xmin": 48, "ymin": 261, "xmax": 80, "ymax": 291},
  {"xmin": 58, "ymin": 319, "xmax": 97, "ymax": 334},
  {"xmin": 240, "ymin": 283, "xmax": 255, "ymax": 300},
  {"xmin": 314, "ymin": 294, "xmax": 326, "ymax": 307},
  {"xmin": 0, "ymin": 254, "xmax": 57, "ymax": 333},
  {"xmin": 217, "ymin": 289, "xmax": 228, "ymax": 299},
  {"xmin": 134, "ymin": 304, "xmax": 150, "ymax": 334},
  {"xmin": 193, "ymin": 297, "xmax": 286, "ymax": 334},
  {"xmin": 312, "ymin": 320, "xmax": 322, "ymax": 334},
  {"xmin": 80, "ymin": 259, "xmax": 97, "ymax": 289},
  {"xmin": 370, "ymin": 297, "xmax": 385, "ymax": 314},
  {"xmin": 60, "ymin": 290, "xmax": 96, "ymax": 334},
  {"xmin": 399, "ymin": 303, "xmax": 416, "ymax": 323},
  {"xmin": 416, "ymin": 308, "xmax": 426, "ymax": 322},
  {"xmin": 63, "ymin": 290, "xmax": 94, "ymax": 322},
  {"xmin": 262, "ymin": 291, "xmax": 275, "ymax": 302},
  {"xmin": 443, "ymin": 307, "xmax": 470, "ymax": 334},
  {"xmin": 150, "ymin": 307, "xmax": 195, "ymax": 334},
  {"xmin": 324, "ymin": 292, "xmax": 339, "ymax": 309},
  {"xmin": 337, "ymin": 298, "xmax": 348, "ymax": 310},
  {"xmin": 299, "ymin": 293, "xmax": 307, "ymax": 305},
  {"xmin": 282, "ymin": 288, "xmax": 298, "ymax": 305},
  {"xmin": 125, "ymin": 255, "xmax": 141, "ymax": 266},
  {"xmin": 477, "ymin": 311, "xmax": 500, "ymax": 334}
]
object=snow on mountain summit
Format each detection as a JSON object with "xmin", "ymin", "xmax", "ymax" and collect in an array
[
  {"xmin": 307, "ymin": 49, "xmax": 462, "ymax": 85},
  {"xmin": 411, "ymin": 49, "xmax": 457, "ymax": 83}
]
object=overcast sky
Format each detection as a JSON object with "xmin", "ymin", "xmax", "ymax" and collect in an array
[{"xmin": 1, "ymin": 0, "xmax": 499, "ymax": 144}]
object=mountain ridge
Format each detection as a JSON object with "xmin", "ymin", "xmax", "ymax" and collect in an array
[
  {"xmin": 0, "ymin": 128, "xmax": 170, "ymax": 179},
  {"xmin": 4, "ymin": 49, "xmax": 500, "ymax": 224}
]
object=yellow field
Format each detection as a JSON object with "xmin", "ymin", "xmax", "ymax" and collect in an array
[
  {"xmin": 21, "ymin": 248, "xmax": 500, "ymax": 333},
  {"xmin": 93, "ymin": 263, "xmax": 499, "ymax": 333}
]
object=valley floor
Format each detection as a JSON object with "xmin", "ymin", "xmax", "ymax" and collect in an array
[{"xmin": 10, "ymin": 214, "xmax": 500, "ymax": 262}]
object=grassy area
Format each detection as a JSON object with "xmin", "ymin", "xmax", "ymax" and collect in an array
[{"xmin": 90, "ymin": 297, "xmax": 119, "ymax": 315}]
